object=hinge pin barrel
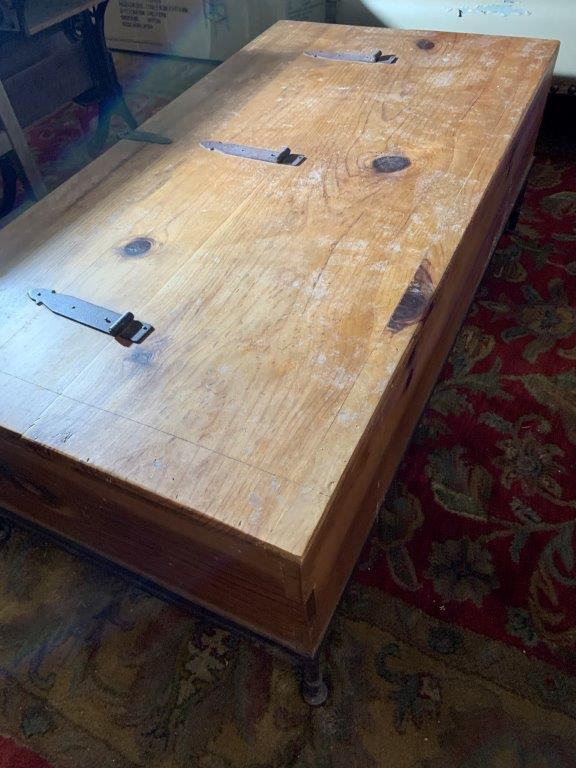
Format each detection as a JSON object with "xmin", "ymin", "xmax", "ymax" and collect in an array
[{"xmin": 109, "ymin": 312, "xmax": 135, "ymax": 336}]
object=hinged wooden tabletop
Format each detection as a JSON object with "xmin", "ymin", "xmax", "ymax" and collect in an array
[{"xmin": 0, "ymin": 22, "xmax": 558, "ymax": 655}]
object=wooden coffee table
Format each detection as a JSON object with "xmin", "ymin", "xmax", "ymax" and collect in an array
[{"xmin": 0, "ymin": 22, "xmax": 557, "ymax": 703}]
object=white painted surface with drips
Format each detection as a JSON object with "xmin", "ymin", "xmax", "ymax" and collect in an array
[{"xmin": 336, "ymin": 0, "xmax": 574, "ymax": 78}]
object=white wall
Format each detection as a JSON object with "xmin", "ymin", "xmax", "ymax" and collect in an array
[{"xmin": 335, "ymin": 0, "xmax": 575, "ymax": 78}]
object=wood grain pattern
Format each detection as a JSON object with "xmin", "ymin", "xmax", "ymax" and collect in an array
[{"xmin": 0, "ymin": 22, "xmax": 558, "ymax": 654}]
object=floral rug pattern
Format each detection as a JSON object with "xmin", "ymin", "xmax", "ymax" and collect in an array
[
  {"xmin": 357, "ymin": 156, "xmax": 576, "ymax": 677},
  {"xmin": 1, "ymin": 61, "xmax": 576, "ymax": 766}
]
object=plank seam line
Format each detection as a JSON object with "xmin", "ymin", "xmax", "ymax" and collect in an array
[{"xmin": 4, "ymin": 370, "xmax": 330, "ymax": 498}]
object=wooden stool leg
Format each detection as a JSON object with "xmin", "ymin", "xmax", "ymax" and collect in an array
[
  {"xmin": 0, "ymin": 155, "xmax": 18, "ymax": 217},
  {"xmin": 0, "ymin": 82, "xmax": 47, "ymax": 202}
]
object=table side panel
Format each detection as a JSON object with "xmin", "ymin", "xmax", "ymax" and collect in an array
[
  {"xmin": 300, "ymin": 66, "xmax": 554, "ymax": 655},
  {"xmin": 0, "ymin": 429, "xmax": 313, "ymax": 651}
]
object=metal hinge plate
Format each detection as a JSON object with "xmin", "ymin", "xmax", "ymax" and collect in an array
[
  {"xmin": 200, "ymin": 140, "xmax": 306, "ymax": 166},
  {"xmin": 28, "ymin": 289, "xmax": 153, "ymax": 343},
  {"xmin": 305, "ymin": 49, "xmax": 398, "ymax": 64}
]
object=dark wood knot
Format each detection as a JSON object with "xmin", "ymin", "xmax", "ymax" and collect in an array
[
  {"xmin": 372, "ymin": 155, "xmax": 411, "ymax": 174},
  {"xmin": 388, "ymin": 260, "xmax": 434, "ymax": 333},
  {"xmin": 122, "ymin": 237, "xmax": 154, "ymax": 257},
  {"xmin": 417, "ymin": 39, "xmax": 435, "ymax": 50}
]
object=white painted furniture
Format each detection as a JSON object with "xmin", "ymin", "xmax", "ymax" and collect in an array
[{"xmin": 336, "ymin": 0, "xmax": 574, "ymax": 80}]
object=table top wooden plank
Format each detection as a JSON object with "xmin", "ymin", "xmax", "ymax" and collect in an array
[
  {"xmin": 22, "ymin": 394, "xmax": 328, "ymax": 557},
  {"xmin": 0, "ymin": 22, "xmax": 559, "ymax": 559}
]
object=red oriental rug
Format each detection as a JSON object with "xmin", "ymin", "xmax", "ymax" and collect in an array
[
  {"xmin": 0, "ymin": 736, "xmax": 53, "ymax": 768},
  {"xmin": 356, "ymin": 153, "xmax": 576, "ymax": 675},
  {"xmin": 1, "ymin": 58, "xmax": 576, "ymax": 767}
]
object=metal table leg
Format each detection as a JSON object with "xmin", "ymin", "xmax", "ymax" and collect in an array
[
  {"xmin": 79, "ymin": 2, "xmax": 138, "ymax": 153},
  {"xmin": 301, "ymin": 653, "xmax": 329, "ymax": 707},
  {"xmin": 506, "ymin": 171, "xmax": 531, "ymax": 233}
]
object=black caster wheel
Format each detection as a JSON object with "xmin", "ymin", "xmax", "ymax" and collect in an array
[{"xmin": 301, "ymin": 657, "xmax": 329, "ymax": 707}]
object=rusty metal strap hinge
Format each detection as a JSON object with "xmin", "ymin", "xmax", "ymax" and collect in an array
[
  {"xmin": 200, "ymin": 140, "xmax": 306, "ymax": 166},
  {"xmin": 305, "ymin": 49, "xmax": 398, "ymax": 64},
  {"xmin": 28, "ymin": 289, "xmax": 153, "ymax": 344}
]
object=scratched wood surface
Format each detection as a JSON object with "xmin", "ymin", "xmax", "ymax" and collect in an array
[{"xmin": 0, "ymin": 22, "xmax": 558, "ymax": 654}]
